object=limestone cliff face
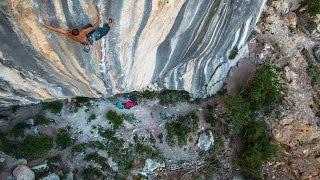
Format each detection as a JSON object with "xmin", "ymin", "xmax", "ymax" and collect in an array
[{"xmin": 0, "ymin": 0, "xmax": 265, "ymax": 106}]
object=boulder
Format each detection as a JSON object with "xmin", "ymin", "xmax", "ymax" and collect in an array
[
  {"xmin": 197, "ymin": 130, "xmax": 214, "ymax": 151},
  {"xmin": 40, "ymin": 173, "xmax": 60, "ymax": 180},
  {"xmin": 13, "ymin": 165, "xmax": 35, "ymax": 180},
  {"xmin": 143, "ymin": 159, "xmax": 165, "ymax": 173}
]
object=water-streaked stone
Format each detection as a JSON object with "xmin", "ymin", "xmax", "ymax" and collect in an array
[{"xmin": 0, "ymin": 0, "xmax": 265, "ymax": 106}]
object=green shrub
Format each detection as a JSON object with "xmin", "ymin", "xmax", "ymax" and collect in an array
[
  {"xmin": 10, "ymin": 123, "xmax": 31, "ymax": 137},
  {"xmin": 0, "ymin": 163, "xmax": 4, "ymax": 172},
  {"xmin": 205, "ymin": 105, "xmax": 218, "ymax": 128},
  {"xmin": 75, "ymin": 96, "xmax": 91, "ymax": 107},
  {"xmin": 72, "ymin": 144, "xmax": 86, "ymax": 153},
  {"xmin": 229, "ymin": 47, "xmax": 239, "ymax": 60},
  {"xmin": 159, "ymin": 90, "xmax": 190, "ymax": 105},
  {"xmin": 165, "ymin": 112, "xmax": 198, "ymax": 146},
  {"xmin": 0, "ymin": 134, "xmax": 19, "ymax": 157},
  {"xmin": 307, "ymin": 63, "xmax": 320, "ymax": 86},
  {"xmin": 106, "ymin": 111, "xmax": 124, "ymax": 129},
  {"xmin": 20, "ymin": 135, "xmax": 53, "ymax": 160},
  {"xmin": 245, "ymin": 64, "xmax": 282, "ymax": 110},
  {"xmin": 88, "ymin": 114, "xmax": 96, "ymax": 122},
  {"xmin": 47, "ymin": 155, "xmax": 61, "ymax": 164},
  {"xmin": 142, "ymin": 90, "xmax": 157, "ymax": 99},
  {"xmin": 98, "ymin": 128, "xmax": 115, "ymax": 139},
  {"xmin": 226, "ymin": 96, "xmax": 252, "ymax": 134},
  {"xmin": 82, "ymin": 167, "xmax": 105, "ymax": 180},
  {"xmin": 237, "ymin": 121, "xmax": 279, "ymax": 179},
  {"xmin": 134, "ymin": 140, "xmax": 162, "ymax": 161},
  {"xmin": 301, "ymin": 0, "xmax": 320, "ymax": 17},
  {"xmin": 42, "ymin": 101, "xmax": 63, "ymax": 114},
  {"xmin": 34, "ymin": 115, "xmax": 52, "ymax": 126},
  {"xmin": 84, "ymin": 152, "xmax": 111, "ymax": 171},
  {"xmin": 56, "ymin": 130, "xmax": 73, "ymax": 149}
]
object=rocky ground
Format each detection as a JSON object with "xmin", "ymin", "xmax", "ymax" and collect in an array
[{"xmin": 227, "ymin": 0, "xmax": 320, "ymax": 178}]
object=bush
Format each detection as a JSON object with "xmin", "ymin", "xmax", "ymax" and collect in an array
[
  {"xmin": 134, "ymin": 136, "xmax": 163, "ymax": 161},
  {"xmin": 82, "ymin": 167, "xmax": 105, "ymax": 180},
  {"xmin": 226, "ymin": 96, "xmax": 252, "ymax": 134},
  {"xmin": 34, "ymin": 115, "xmax": 52, "ymax": 126},
  {"xmin": 142, "ymin": 90, "xmax": 157, "ymax": 99},
  {"xmin": 106, "ymin": 111, "xmax": 124, "ymax": 129},
  {"xmin": 229, "ymin": 47, "xmax": 239, "ymax": 60},
  {"xmin": 159, "ymin": 90, "xmax": 190, "ymax": 105},
  {"xmin": 0, "ymin": 163, "xmax": 4, "ymax": 172},
  {"xmin": 84, "ymin": 152, "xmax": 111, "ymax": 171},
  {"xmin": 237, "ymin": 121, "xmax": 278, "ymax": 179},
  {"xmin": 72, "ymin": 144, "xmax": 86, "ymax": 153},
  {"xmin": 88, "ymin": 114, "xmax": 96, "ymax": 122},
  {"xmin": 74, "ymin": 96, "xmax": 91, "ymax": 107},
  {"xmin": 98, "ymin": 128, "xmax": 115, "ymax": 139},
  {"xmin": 165, "ymin": 112, "xmax": 198, "ymax": 146},
  {"xmin": 20, "ymin": 135, "xmax": 53, "ymax": 160},
  {"xmin": 10, "ymin": 123, "xmax": 31, "ymax": 137},
  {"xmin": 56, "ymin": 130, "xmax": 73, "ymax": 149},
  {"xmin": 42, "ymin": 101, "xmax": 63, "ymax": 114},
  {"xmin": 301, "ymin": 0, "xmax": 320, "ymax": 17},
  {"xmin": 245, "ymin": 64, "xmax": 282, "ymax": 110}
]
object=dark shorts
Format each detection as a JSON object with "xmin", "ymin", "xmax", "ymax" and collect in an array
[{"xmin": 87, "ymin": 23, "xmax": 110, "ymax": 44}]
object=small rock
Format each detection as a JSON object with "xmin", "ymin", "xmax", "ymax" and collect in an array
[
  {"xmin": 0, "ymin": 158, "xmax": 5, "ymax": 163},
  {"xmin": 13, "ymin": 165, "xmax": 35, "ymax": 180},
  {"xmin": 65, "ymin": 172, "xmax": 74, "ymax": 180},
  {"xmin": 143, "ymin": 159, "xmax": 165, "ymax": 173},
  {"xmin": 197, "ymin": 130, "xmax": 214, "ymax": 151},
  {"xmin": 25, "ymin": 119, "xmax": 34, "ymax": 126},
  {"xmin": 108, "ymin": 157, "xmax": 118, "ymax": 172},
  {"xmin": 284, "ymin": 12, "xmax": 297, "ymax": 27},
  {"xmin": 40, "ymin": 173, "xmax": 60, "ymax": 180},
  {"xmin": 31, "ymin": 163, "xmax": 48, "ymax": 173}
]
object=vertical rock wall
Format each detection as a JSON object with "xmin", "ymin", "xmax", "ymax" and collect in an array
[{"xmin": 0, "ymin": 0, "xmax": 265, "ymax": 106}]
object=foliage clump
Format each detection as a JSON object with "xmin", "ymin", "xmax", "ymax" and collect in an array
[
  {"xmin": 98, "ymin": 128, "xmax": 115, "ymax": 139},
  {"xmin": 0, "ymin": 163, "xmax": 4, "ymax": 172},
  {"xmin": 134, "ymin": 135, "xmax": 163, "ymax": 161},
  {"xmin": 229, "ymin": 47, "xmax": 239, "ymax": 60},
  {"xmin": 224, "ymin": 64, "xmax": 282, "ymax": 178},
  {"xmin": 56, "ymin": 130, "xmax": 73, "ymax": 149},
  {"xmin": 20, "ymin": 135, "xmax": 53, "ymax": 160},
  {"xmin": 88, "ymin": 114, "xmax": 96, "ymax": 122},
  {"xmin": 72, "ymin": 144, "xmax": 86, "ymax": 153},
  {"xmin": 225, "ymin": 96, "xmax": 252, "ymax": 134},
  {"xmin": 159, "ymin": 90, "xmax": 190, "ymax": 105},
  {"xmin": 42, "ymin": 101, "xmax": 63, "ymax": 114},
  {"xmin": 244, "ymin": 64, "xmax": 282, "ymax": 110},
  {"xmin": 34, "ymin": 115, "xmax": 52, "ymax": 126},
  {"xmin": 106, "ymin": 110, "xmax": 124, "ymax": 129},
  {"xmin": 10, "ymin": 123, "xmax": 31, "ymax": 137},
  {"xmin": 301, "ymin": 0, "xmax": 320, "ymax": 17},
  {"xmin": 165, "ymin": 112, "xmax": 198, "ymax": 146},
  {"xmin": 142, "ymin": 90, "xmax": 157, "ymax": 99},
  {"xmin": 84, "ymin": 152, "xmax": 111, "ymax": 171},
  {"xmin": 81, "ymin": 167, "xmax": 105, "ymax": 180},
  {"xmin": 237, "ymin": 121, "xmax": 279, "ymax": 179},
  {"xmin": 74, "ymin": 96, "xmax": 91, "ymax": 107}
]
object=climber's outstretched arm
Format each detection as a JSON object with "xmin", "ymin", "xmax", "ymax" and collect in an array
[
  {"xmin": 82, "ymin": 18, "xmax": 100, "ymax": 34},
  {"xmin": 42, "ymin": 24, "xmax": 70, "ymax": 36}
]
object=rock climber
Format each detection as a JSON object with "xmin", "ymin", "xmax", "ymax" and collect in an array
[{"xmin": 41, "ymin": 18, "xmax": 112, "ymax": 51}]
